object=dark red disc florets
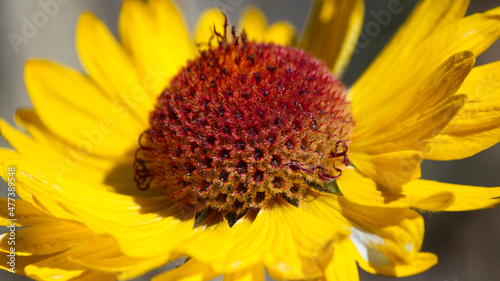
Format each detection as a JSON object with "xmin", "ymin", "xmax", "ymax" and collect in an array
[{"xmin": 134, "ymin": 28, "xmax": 354, "ymax": 214}]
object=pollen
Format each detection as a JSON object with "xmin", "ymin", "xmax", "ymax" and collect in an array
[{"xmin": 134, "ymin": 24, "xmax": 354, "ymax": 214}]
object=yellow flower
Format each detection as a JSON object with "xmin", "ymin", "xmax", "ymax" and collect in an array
[{"xmin": 1, "ymin": 0, "xmax": 500, "ymax": 281}]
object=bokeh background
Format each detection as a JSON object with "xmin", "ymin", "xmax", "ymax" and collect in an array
[{"xmin": 1, "ymin": 0, "xmax": 499, "ymax": 280}]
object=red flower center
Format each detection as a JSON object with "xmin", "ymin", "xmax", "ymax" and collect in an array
[{"xmin": 134, "ymin": 27, "xmax": 354, "ymax": 214}]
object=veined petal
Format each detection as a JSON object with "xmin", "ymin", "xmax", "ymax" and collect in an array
[
  {"xmin": 352, "ymin": 51, "xmax": 474, "ymax": 137},
  {"xmin": 404, "ymin": 179, "xmax": 500, "ymax": 211},
  {"xmin": 321, "ymin": 240, "xmax": 358, "ymax": 281},
  {"xmin": 300, "ymin": 0, "xmax": 364, "ymax": 76},
  {"xmin": 119, "ymin": 0, "xmax": 194, "ymax": 89},
  {"xmin": 427, "ymin": 61, "xmax": 500, "ymax": 160},
  {"xmin": 68, "ymin": 236, "xmax": 171, "ymax": 281},
  {"xmin": 1, "ymin": 118, "xmax": 148, "ymax": 196},
  {"xmin": 0, "ymin": 151, "xmax": 195, "ymax": 258},
  {"xmin": 349, "ymin": 150, "xmax": 423, "ymax": 189},
  {"xmin": 0, "ymin": 198, "xmax": 57, "ymax": 227},
  {"xmin": 210, "ymin": 198, "xmax": 347, "ymax": 280},
  {"xmin": 300, "ymin": 188, "xmax": 434, "ymax": 277},
  {"xmin": 350, "ymin": 0, "xmax": 469, "ymax": 111},
  {"xmin": 0, "ymin": 253, "xmax": 58, "ymax": 277},
  {"xmin": 352, "ymin": 3, "xmax": 500, "ymax": 124},
  {"xmin": 337, "ymin": 168, "xmax": 455, "ymax": 210},
  {"xmin": 351, "ymin": 94, "xmax": 466, "ymax": 188},
  {"xmin": 0, "ymin": 221, "xmax": 93, "ymax": 256},
  {"xmin": 178, "ymin": 211, "xmax": 233, "ymax": 263},
  {"xmin": 25, "ymin": 253, "xmax": 85, "ymax": 281}
]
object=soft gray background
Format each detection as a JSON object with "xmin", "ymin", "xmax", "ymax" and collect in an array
[{"xmin": 1, "ymin": 0, "xmax": 499, "ymax": 280}]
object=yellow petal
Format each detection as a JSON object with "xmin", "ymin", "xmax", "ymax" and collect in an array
[
  {"xmin": 355, "ymin": 251, "xmax": 438, "ymax": 277},
  {"xmin": 24, "ymin": 60, "xmax": 143, "ymax": 158},
  {"xmin": 300, "ymin": 188, "xmax": 434, "ymax": 277},
  {"xmin": 223, "ymin": 264, "xmax": 265, "ymax": 281},
  {"xmin": 336, "ymin": 168, "xmax": 455, "ymax": 210},
  {"xmin": 25, "ymin": 254, "xmax": 84, "ymax": 281},
  {"xmin": 152, "ymin": 259, "xmax": 219, "ymax": 281},
  {"xmin": 238, "ymin": 7, "xmax": 267, "ymax": 42},
  {"xmin": 239, "ymin": 6, "xmax": 295, "ymax": 45},
  {"xmin": 352, "ymin": 51, "xmax": 474, "ymax": 138},
  {"xmin": 349, "ymin": 150, "xmax": 423, "ymax": 189},
  {"xmin": 68, "ymin": 236, "xmax": 170, "ymax": 281},
  {"xmin": 351, "ymin": 0, "xmax": 469, "ymax": 108},
  {"xmin": 319, "ymin": 240, "xmax": 358, "ymax": 281},
  {"xmin": 0, "ymin": 253, "xmax": 57, "ymax": 276},
  {"xmin": 352, "ymin": 3, "xmax": 500, "ymax": 124},
  {"xmin": 404, "ymin": 179, "xmax": 500, "ymax": 211},
  {"xmin": 351, "ymin": 94, "xmax": 467, "ymax": 188},
  {"xmin": 178, "ymin": 211, "xmax": 233, "ymax": 263},
  {"xmin": 0, "ymin": 221, "xmax": 93, "ymax": 256},
  {"xmin": 210, "ymin": 198, "xmax": 347, "ymax": 280},
  {"xmin": 0, "ymin": 198, "xmax": 57, "ymax": 227},
  {"xmin": 300, "ymin": 0, "xmax": 364, "ymax": 76},
  {"xmin": 263, "ymin": 21, "xmax": 296, "ymax": 46},
  {"xmin": 427, "ymin": 61, "xmax": 500, "ymax": 160},
  {"xmin": 342, "ymin": 201, "xmax": 435, "ymax": 277},
  {"xmin": 194, "ymin": 9, "xmax": 228, "ymax": 50},
  {"xmin": 77, "ymin": 12, "xmax": 153, "ymax": 122},
  {"xmin": 0, "ymin": 152, "xmax": 195, "ymax": 258},
  {"xmin": 1, "ymin": 117, "xmax": 146, "ymax": 196},
  {"xmin": 119, "ymin": 0, "xmax": 194, "ymax": 88}
]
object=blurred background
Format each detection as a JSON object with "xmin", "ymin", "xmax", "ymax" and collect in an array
[{"xmin": 1, "ymin": 0, "xmax": 499, "ymax": 280}]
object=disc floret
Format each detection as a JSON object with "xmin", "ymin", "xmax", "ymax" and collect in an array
[{"xmin": 134, "ymin": 24, "xmax": 354, "ymax": 214}]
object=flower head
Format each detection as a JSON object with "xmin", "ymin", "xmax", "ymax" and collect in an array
[{"xmin": 2, "ymin": 0, "xmax": 500, "ymax": 281}]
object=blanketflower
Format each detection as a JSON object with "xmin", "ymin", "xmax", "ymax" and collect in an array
[{"xmin": 1, "ymin": 0, "xmax": 500, "ymax": 280}]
